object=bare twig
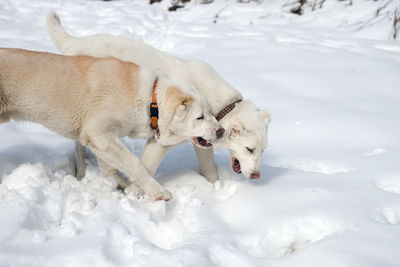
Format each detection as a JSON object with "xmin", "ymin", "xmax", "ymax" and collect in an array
[
  {"xmin": 213, "ymin": 2, "xmax": 235, "ymax": 24},
  {"xmin": 291, "ymin": 0, "xmax": 307, "ymax": 16},
  {"xmin": 392, "ymin": 7, "xmax": 400, "ymax": 40},
  {"xmin": 376, "ymin": 0, "xmax": 394, "ymax": 17}
]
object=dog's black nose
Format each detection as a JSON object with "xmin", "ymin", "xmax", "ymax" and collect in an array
[{"xmin": 216, "ymin": 127, "xmax": 225, "ymax": 138}]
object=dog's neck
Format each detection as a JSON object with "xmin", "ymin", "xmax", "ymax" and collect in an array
[
  {"xmin": 149, "ymin": 78, "xmax": 160, "ymax": 135},
  {"xmin": 196, "ymin": 81, "xmax": 242, "ymax": 116},
  {"xmin": 211, "ymin": 101, "xmax": 244, "ymax": 148},
  {"xmin": 187, "ymin": 63, "xmax": 242, "ymax": 115},
  {"xmin": 216, "ymin": 99, "xmax": 242, "ymax": 121},
  {"xmin": 149, "ymin": 78, "xmax": 184, "ymax": 146}
]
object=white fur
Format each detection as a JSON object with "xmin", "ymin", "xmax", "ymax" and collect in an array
[
  {"xmin": 0, "ymin": 48, "xmax": 221, "ymax": 201},
  {"xmin": 46, "ymin": 12, "xmax": 270, "ymax": 181}
]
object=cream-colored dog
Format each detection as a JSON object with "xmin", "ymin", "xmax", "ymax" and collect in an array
[
  {"xmin": 46, "ymin": 12, "xmax": 270, "ymax": 185},
  {"xmin": 0, "ymin": 48, "xmax": 223, "ymax": 200}
]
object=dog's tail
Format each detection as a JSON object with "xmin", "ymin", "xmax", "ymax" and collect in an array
[{"xmin": 46, "ymin": 11, "xmax": 73, "ymax": 51}]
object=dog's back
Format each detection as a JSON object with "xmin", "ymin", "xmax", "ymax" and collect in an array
[
  {"xmin": 0, "ymin": 48, "xmax": 145, "ymax": 138},
  {"xmin": 0, "ymin": 48, "xmax": 85, "ymax": 126},
  {"xmin": 45, "ymin": 12, "xmax": 242, "ymax": 115},
  {"xmin": 0, "ymin": 49, "xmax": 109, "ymax": 136}
]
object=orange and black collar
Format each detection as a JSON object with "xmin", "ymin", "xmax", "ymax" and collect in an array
[{"xmin": 150, "ymin": 78, "xmax": 160, "ymax": 135}]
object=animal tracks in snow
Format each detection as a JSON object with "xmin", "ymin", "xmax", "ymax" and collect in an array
[
  {"xmin": 373, "ymin": 207, "xmax": 400, "ymax": 225},
  {"xmin": 270, "ymin": 158, "xmax": 354, "ymax": 175},
  {"xmin": 234, "ymin": 217, "xmax": 346, "ymax": 258},
  {"xmin": 213, "ymin": 180, "xmax": 240, "ymax": 201},
  {"xmin": 363, "ymin": 148, "xmax": 387, "ymax": 156},
  {"xmin": 375, "ymin": 179, "xmax": 400, "ymax": 194},
  {"xmin": 373, "ymin": 177, "xmax": 400, "ymax": 224}
]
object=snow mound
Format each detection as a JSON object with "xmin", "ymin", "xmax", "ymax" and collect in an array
[{"xmin": 235, "ymin": 217, "xmax": 346, "ymax": 258}]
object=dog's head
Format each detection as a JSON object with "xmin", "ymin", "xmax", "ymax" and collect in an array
[
  {"xmin": 157, "ymin": 78, "xmax": 224, "ymax": 147},
  {"xmin": 217, "ymin": 100, "xmax": 270, "ymax": 179}
]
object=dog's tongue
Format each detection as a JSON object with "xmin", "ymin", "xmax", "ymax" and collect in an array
[
  {"xmin": 197, "ymin": 137, "xmax": 212, "ymax": 147},
  {"xmin": 232, "ymin": 158, "xmax": 241, "ymax": 174}
]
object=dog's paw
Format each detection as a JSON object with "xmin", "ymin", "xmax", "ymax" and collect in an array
[
  {"xmin": 125, "ymin": 183, "xmax": 145, "ymax": 199},
  {"xmin": 138, "ymin": 178, "xmax": 173, "ymax": 201},
  {"xmin": 148, "ymin": 187, "xmax": 173, "ymax": 201},
  {"xmin": 152, "ymin": 188, "xmax": 173, "ymax": 201},
  {"xmin": 116, "ymin": 179, "xmax": 129, "ymax": 191}
]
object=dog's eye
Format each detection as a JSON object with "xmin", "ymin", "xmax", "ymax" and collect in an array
[
  {"xmin": 197, "ymin": 114, "xmax": 204, "ymax": 120},
  {"xmin": 246, "ymin": 147, "xmax": 254, "ymax": 153}
]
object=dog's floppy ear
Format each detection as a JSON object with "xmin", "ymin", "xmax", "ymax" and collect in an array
[
  {"xmin": 259, "ymin": 110, "xmax": 270, "ymax": 125},
  {"xmin": 160, "ymin": 86, "xmax": 193, "ymax": 127},
  {"xmin": 228, "ymin": 122, "xmax": 249, "ymax": 139},
  {"xmin": 157, "ymin": 86, "xmax": 193, "ymax": 145},
  {"xmin": 174, "ymin": 94, "xmax": 193, "ymax": 121}
]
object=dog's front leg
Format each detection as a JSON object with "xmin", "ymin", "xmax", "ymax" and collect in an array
[
  {"xmin": 74, "ymin": 141, "xmax": 86, "ymax": 180},
  {"xmin": 194, "ymin": 145, "xmax": 219, "ymax": 183},
  {"xmin": 82, "ymin": 133, "xmax": 172, "ymax": 201},
  {"xmin": 141, "ymin": 137, "xmax": 172, "ymax": 175},
  {"xmin": 96, "ymin": 158, "xmax": 144, "ymax": 198},
  {"xmin": 97, "ymin": 158, "xmax": 127, "ymax": 188}
]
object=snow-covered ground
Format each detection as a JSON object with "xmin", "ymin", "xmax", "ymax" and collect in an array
[{"xmin": 1, "ymin": 0, "xmax": 400, "ymax": 266}]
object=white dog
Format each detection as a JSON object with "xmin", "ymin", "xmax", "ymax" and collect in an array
[
  {"xmin": 46, "ymin": 12, "xmax": 270, "ymax": 186},
  {"xmin": 0, "ymin": 48, "xmax": 223, "ymax": 200}
]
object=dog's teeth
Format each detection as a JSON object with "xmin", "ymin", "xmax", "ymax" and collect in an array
[{"xmin": 197, "ymin": 137, "xmax": 212, "ymax": 147}]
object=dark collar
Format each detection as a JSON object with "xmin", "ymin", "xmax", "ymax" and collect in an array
[{"xmin": 216, "ymin": 99, "xmax": 242, "ymax": 121}]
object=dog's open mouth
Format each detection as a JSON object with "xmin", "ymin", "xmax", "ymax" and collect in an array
[
  {"xmin": 231, "ymin": 157, "xmax": 241, "ymax": 174},
  {"xmin": 195, "ymin": 137, "xmax": 212, "ymax": 148}
]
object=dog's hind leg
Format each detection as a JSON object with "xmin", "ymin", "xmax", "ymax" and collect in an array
[
  {"xmin": 0, "ymin": 113, "xmax": 8, "ymax": 124},
  {"xmin": 74, "ymin": 141, "xmax": 86, "ymax": 180},
  {"xmin": 194, "ymin": 145, "xmax": 219, "ymax": 183},
  {"xmin": 0, "ymin": 85, "xmax": 10, "ymax": 124},
  {"xmin": 0, "ymin": 101, "xmax": 7, "ymax": 123}
]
